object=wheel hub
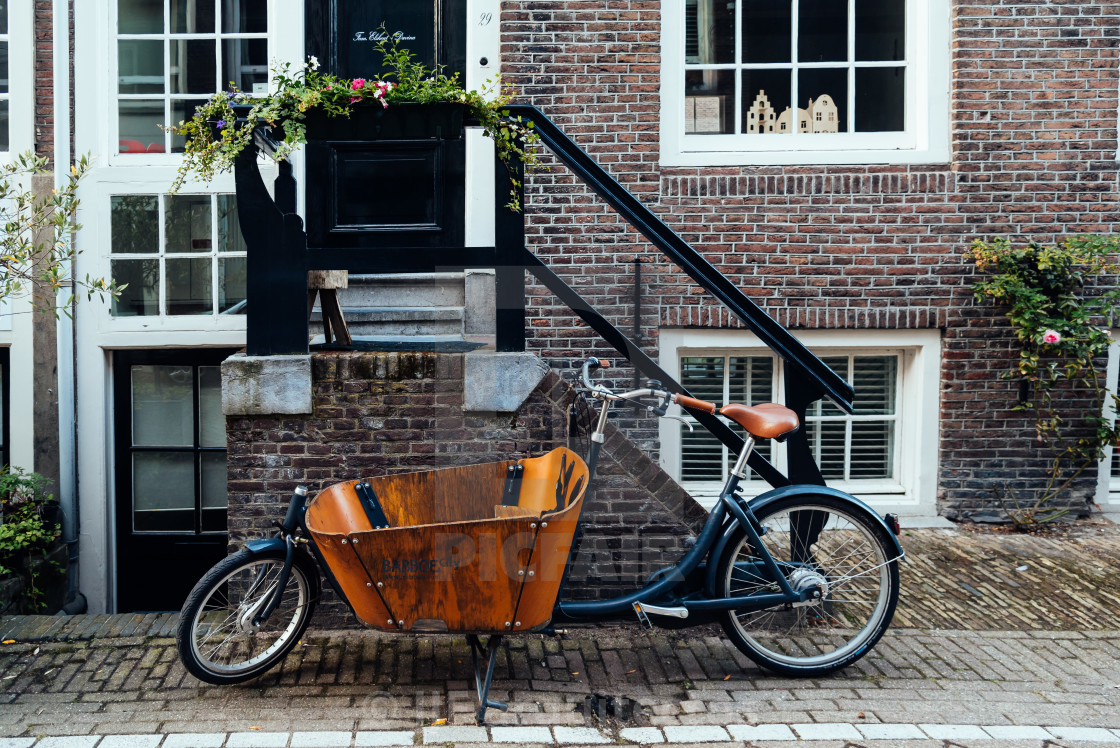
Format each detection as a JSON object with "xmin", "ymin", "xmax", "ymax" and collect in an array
[{"xmin": 788, "ymin": 567, "xmax": 828, "ymax": 606}]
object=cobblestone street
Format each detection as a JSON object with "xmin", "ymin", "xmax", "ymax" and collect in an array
[{"xmin": 1, "ymin": 527, "xmax": 1119, "ymax": 747}]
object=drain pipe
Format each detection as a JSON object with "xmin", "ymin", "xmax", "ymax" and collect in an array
[{"xmin": 54, "ymin": 0, "xmax": 84, "ymax": 615}]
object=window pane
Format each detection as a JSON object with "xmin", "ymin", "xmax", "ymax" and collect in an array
[
  {"xmin": 681, "ymin": 357, "xmax": 725, "ymax": 403},
  {"xmin": 111, "ymin": 196, "xmax": 159, "ymax": 253},
  {"xmin": 201, "ymin": 452, "xmax": 227, "ymax": 533},
  {"xmin": 742, "ymin": 70, "xmax": 791, "ymax": 134},
  {"xmin": 223, "ymin": 38, "xmax": 268, "ymax": 93},
  {"xmin": 798, "ymin": 68, "xmax": 846, "ymax": 133},
  {"xmin": 743, "ymin": 0, "xmax": 791, "ymax": 63},
  {"xmin": 133, "ymin": 452, "xmax": 194, "ymax": 532},
  {"xmin": 223, "ymin": 0, "xmax": 267, "ymax": 33},
  {"xmin": 166, "ymin": 257, "xmax": 213, "ymax": 314},
  {"xmin": 0, "ymin": 100, "xmax": 8, "ymax": 152},
  {"xmin": 201, "ymin": 452, "xmax": 227, "ymax": 508},
  {"xmin": 171, "ymin": 39, "xmax": 217, "ymax": 94},
  {"xmin": 119, "ymin": 99, "xmax": 165, "ymax": 152},
  {"xmin": 111, "ymin": 259, "xmax": 160, "ymax": 316},
  {"xmin": 170, "ymin": 99, "xmax": 208, "ymax": 151},
  {"xmin": 218, "ymin": 257, "xmax": 247, "ymax": 312},
  {"xmin": 798, "ymin": 0, "xmax": 848, "ymax": 62},
  {"xmin": 814, "ymin": 356, "xmax": 849, "ymax": 416},
  {"xmin": 853, "ymin": 356, "xmax": 896, "ymax": 415},
  {"xmin": 217, "ymin": 195, "xmax": 245, "ymax": 253},
  {"xmin": 0, "ymin": 42, "xmax": 8, "ymax": 94},
  {"xmin": 856, "ymin": 0, "xmax": 904, "ymax": 61},
  {"xmin": 166, "ymin": 195, "xmax": 212, "ymax": 253},
  {"xmin": 729, "ymin": 356, "xmax": 773, "ymax": 405},
  {"xmin": 807, "ymin": 420, "xmax": 846, "ymax": 480},
  {"xmin": 855, "ymin": 67, "xmax": 905, "ymax": 132},
  {"xmin": 685, "ymin": 70, "xmax": 734, "ymax": 134},
  {"xmin": 685, "ymin": 0, "xmax": 734, "ymax": 64},
  {"xmin": 118, "ymin": 40, "xmax": 164, "ymax": 94},
  {"xmin": 118, "ymin": 0, "xmax": 162, "ymax": 34},
  {"xmin": 132, "ymin": 365, "xmax": 194, "ymax": 446},
  {"xmin": 198, "ymin": 366, "xmax": 225, "ymax": 447},
  {"xmin": 682, "ymin": 426, "xmax": 723, "ymax": 481},
  {"xmin": 0, "ymin": 1, "xmax": 7, "ymax": 34},
  {"xmin": 850, "ymin": 421, "xmax": 894, "ymax": 478},
  {"xmin": 171, "ymin": 0, "xmax": 215, "ymax": 33}
]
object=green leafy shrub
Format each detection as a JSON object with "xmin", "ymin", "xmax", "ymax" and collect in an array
[
  {"xmin": 968, "ymin": 235, "xmax": 1120, "ymax": 525},
  {"xmin": 0, "ymin": 467, "xmax": 62, "ymax": 611}
]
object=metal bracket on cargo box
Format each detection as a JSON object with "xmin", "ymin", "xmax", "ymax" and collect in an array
[
  {"xmin": 501, "ymin": 463, "xmax": 524, "ymax": 506},
  {"xmin": 354, "ymin": 481, "xmax": 391, "ymax": 529}
]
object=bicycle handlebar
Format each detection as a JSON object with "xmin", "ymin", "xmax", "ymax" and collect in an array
[{"xmin": 673, "ymin": 394, "xmax": 717, "ymax": 414}]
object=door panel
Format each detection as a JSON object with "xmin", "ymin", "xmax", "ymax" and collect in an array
[
  {"xmin": 114, "ymin": 349, "xmax": 236, "ymax": 612},
  {"xmin": 305, "ymin": 0, "xmax": 467, "ymax": 255}
]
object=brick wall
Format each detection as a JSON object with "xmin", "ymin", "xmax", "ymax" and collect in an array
[
  {"xmin": 226, "ymin": 352, "xmax": 704, "ymax": 626},
  {"xmin": 500, "ymin": 0, "xmax": 1120, "ymax": 518}
]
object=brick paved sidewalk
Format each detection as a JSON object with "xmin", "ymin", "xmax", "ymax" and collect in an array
[{"xmin": 0, "ymin": 527, "xmax": 1118, "ymax": 747}]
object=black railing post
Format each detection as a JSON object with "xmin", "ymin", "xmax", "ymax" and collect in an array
[
  {"xmin": 234, "ymin": 146, "xmax": 309, "ymax": 356},
  {"xmin": 494, "ymin": 156, "xmax": 526, "ymax": 352}
]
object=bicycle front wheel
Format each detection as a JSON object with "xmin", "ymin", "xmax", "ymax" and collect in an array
[
  {"xmin": 177, "ymin": 548, "xmax": 317, "ymax": 685},
  {"xmin": 716, "ymin": 494, "xmax": 900, "ymax": 677}
]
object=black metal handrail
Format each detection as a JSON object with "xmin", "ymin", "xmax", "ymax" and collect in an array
[{"xmin": 505, "ymin": 105, "xmax": 855, "ymax": 415}]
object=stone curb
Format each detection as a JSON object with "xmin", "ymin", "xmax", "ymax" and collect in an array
[{"xmin": 3, "ymin": 722, "xmax": 1119, "ymax": 747}]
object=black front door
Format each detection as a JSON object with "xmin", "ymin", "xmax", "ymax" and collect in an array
[
  {"xmin": 305, "ymin": 0, "xmax": 467, "ymax": 254},
  {"xmin": 113, "ymin": 349, "xmax": 236, "ymax": 612}
]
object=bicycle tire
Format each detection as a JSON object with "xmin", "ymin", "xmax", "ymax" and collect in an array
[
  {"xmin": 177, "ymin": 547, "xmax": 317, "ymax": 685},
  {"xmin": 715, "ymin": 494, "xmax": 900, "ymax": 677}
]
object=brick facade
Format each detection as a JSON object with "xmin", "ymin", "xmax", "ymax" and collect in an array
[
  {"xmin": 225, "ymin": 352, "xmax": 705, "ymax": 624},
  {"xmin": 501, "ymin": 0, "xmax": 1120, "ymax": 518}
]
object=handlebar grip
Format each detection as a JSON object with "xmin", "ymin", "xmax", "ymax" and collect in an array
[{"xmin": 674, "ymin": 394, "xmax": 717, "ymax": 414}]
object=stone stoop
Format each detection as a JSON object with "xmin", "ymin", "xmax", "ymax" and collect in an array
[{"xmin": 310, "ymin": 271, "xmax": 496, "ymax": 339}]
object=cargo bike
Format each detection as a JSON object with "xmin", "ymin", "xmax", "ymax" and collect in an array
[{"xmin": 177, "ymin": 357, "xmax": 904, "ymax": 723}]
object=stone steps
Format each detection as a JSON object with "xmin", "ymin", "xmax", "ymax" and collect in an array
[{"xmin": 309, "ymin": 271, "xmax": 494, "ymax": 338}]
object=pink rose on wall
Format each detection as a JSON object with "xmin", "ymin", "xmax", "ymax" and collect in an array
[{"xmin": 1042, "ymin": 330, "xmax": 1062, "ymax": 344}]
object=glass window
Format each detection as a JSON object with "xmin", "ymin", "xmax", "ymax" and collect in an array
[
  {"xmin": 678, "ymin": 352, "xmax": 899, "ymax": 485},
  {"xmin": 685, "ymin": 0, "xmax": 905, "ymax": 139},
  {"xmin": 126, "ymin": 360, "xmax": 228, "ymax": 534},
  {"xmin": 679, "ymin": 355, "xmax": 774, "ymax": 480},
  {"xmin": 115, "ymin": 0, "xmax": 268, "ymax": 155},
  {"xmin": 110, "ymin": 193, "xmax": 247, "ymax": 317}
]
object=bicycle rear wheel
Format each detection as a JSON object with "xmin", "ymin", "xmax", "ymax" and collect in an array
[
  {"xmin": 716, "ymin": 494, "xmax": 900, "ymax": 676},
  {"xmin": 177, "ymin": 548, "xmax": 317, "ymax": 684}
]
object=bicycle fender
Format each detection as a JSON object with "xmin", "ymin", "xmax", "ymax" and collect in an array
[
  {"xmin": 747, "ymin": 485, "xmax": 904, "ymax": 558},
  {"xmin": 705, "ymin": 522, "xmax": 741, "ymax": 596},
  {"xmin": 244, "ymin": 537, "xmax": 287, "ymax": 555}
]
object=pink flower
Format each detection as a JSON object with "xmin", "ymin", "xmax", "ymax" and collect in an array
[
  {"xmin": 1042, "ymin": 330, "xmax": 1062, "ymax": 344},
  {"xmin": 351, "ymin": 78, "xmax": 366, "ymax": 90},
  {"xmin": 349, "ymin": 96, "xmax": 360, "ymax": 104}
]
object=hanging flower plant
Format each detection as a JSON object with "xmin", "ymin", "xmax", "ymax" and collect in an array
[
  {"xmin": 166, "ymin": 39, "xmax": 540, "ymax": 210},
  {"xmin": 968, "ymin": 235, "xmax": 1120, "ymax": 526}
]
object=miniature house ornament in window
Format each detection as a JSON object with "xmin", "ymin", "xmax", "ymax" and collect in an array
[{"xmin": 746, "ymin": 90, "xmax": 838, "ymax": 134}]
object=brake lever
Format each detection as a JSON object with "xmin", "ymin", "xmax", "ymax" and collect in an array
[{"xmin": 660, "ymin": 413, "xmax": 694, "ymax": 431}]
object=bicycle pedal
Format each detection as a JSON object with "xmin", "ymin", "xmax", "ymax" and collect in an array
[{"xmin": 632, "ymin": 602, "xmax": 653, "ymax": 629}]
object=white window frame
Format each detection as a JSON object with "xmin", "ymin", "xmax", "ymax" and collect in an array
[
  {"xmin": 659, "ymin": 327, "xmax": 941, "ymax": 516},
  {"xmin": 1, "ymin": 1, "xmax": 33, "ymax": 158},
  {"xmin": 110, "ymin": 0, "xmax": 270, "ymax": 164},
  {"xmin": 1097, "ymin": 330, "xmax": 1120, "ymax": 507},
  {"xmin": 659, "ymin": 0, "xmax": 950, "ymax": 167},
  {"xmin": 105, "ymin": 190, "xmax": 249, "ymax": 322}
]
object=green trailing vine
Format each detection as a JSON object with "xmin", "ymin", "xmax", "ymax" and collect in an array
[
  {"xmin": 968, "ymin": 235, "xmax": 1120, "ymax": 525},
  {"xmin": 167, "ymin": 33, "xmax": 540, "ymax": 210}
]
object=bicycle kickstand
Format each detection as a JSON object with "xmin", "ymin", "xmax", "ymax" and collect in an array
[{"xmin": 467, "ymin": 634, "xmax": 508, "ymax": 724}]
